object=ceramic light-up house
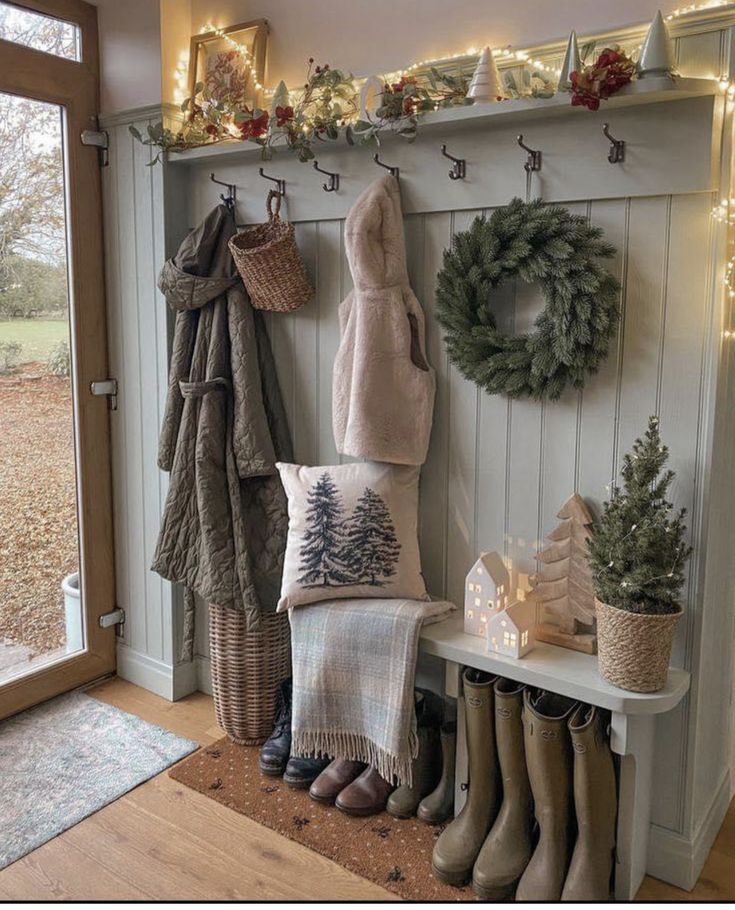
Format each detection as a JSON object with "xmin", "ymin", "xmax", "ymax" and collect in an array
[
  {"xmin": 487, "ymin": 598, "xmax": 536, "ymax": 658},
  {"xmin": 464, "ymin": 551, "xmax": 510, "ymax": 637}
]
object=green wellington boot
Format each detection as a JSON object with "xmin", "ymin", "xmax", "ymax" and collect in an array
[
  {"xmin": 515, "ymin": 690, "xmax": 577, "ymax": 901},
  {"xmin": 417, "ymin": 721, "xmax": 457, "ymax": 825},
  {"xmin": 431, "ymin": 669, "xmax": 500, "ymax": 886},
  {"xmin": 472, "ymin": 679, "xmax": 534, "ymax": 900},
  {"xmin": 561, "ymin": 704, "xmax": 617, "ymax": 901},
  {"xmin": 387, "ymin": 689, "xmax": 443, "ymax": 819}
]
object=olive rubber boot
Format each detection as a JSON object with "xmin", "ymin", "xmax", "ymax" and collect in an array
[
  {"xmin": 515, "ymin": 690, "xmax": 577, "ymax": 901},
  {"xmin": 561, "ymin": 704, "xmax": 617, "ymax": 901},
  {"xmin": 387, "ymin": 689, "xmax": 443, "ymax": 819},
  {"xmin": 417, "ymin": 721, "xmax": 457, "ymax": 825},
  {"xmin": 431, "ymin": 669, "xmax": 500, "ymax": 886},
  {"xmin": 472, "ymin": 679, "xmax": 534, "ymax": 900}
]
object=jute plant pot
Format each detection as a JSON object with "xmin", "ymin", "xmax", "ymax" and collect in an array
[{"xmin": 595, "ymin": 597, "xmax": 683, "ymax": 693}]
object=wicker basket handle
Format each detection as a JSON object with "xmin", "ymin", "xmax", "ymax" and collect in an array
[{"xmin": 266, "ymin": 190, "xmax": 282, "ymax": 220}]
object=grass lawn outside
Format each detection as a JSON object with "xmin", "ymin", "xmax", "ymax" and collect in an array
[{"xmin": 0, "ymin": 318, "xmax": 69, "ymax": 364}]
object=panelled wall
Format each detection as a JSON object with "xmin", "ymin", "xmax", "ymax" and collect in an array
[{"xmin": 101, "ymin": 10, "xmax": 735, "ymax": 891}]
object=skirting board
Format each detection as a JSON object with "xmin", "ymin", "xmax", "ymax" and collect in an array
[
  {"xmin": 647, "ymin": 769, "xmax": 731, "ymax": 891},
  {"xmin": 116, "ymin": 642, "xmax": 199, "ymax": 702}
]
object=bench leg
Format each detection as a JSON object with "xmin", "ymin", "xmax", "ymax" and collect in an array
[{"xmin": 610, "ymin": 711, "xmax": 656, "ymax": 901}]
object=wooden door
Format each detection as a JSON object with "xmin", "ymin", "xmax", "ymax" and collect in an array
[{"xmin": 0, "ymin": 0, "xmax": 115, "ymax": 718}]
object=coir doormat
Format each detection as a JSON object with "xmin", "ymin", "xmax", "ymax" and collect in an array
[{"xmin": 169, "ymin": 736, "xmax": 475, "ymax": 901}]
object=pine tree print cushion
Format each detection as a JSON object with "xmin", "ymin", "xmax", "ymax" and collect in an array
[{"xmin": 276, "ymin": 462, "xmax": 429, "ymax": 611}]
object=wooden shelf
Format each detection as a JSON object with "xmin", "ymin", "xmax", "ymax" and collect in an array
[
  {"xmin": 168, "ymin": 76, "xmax": 718, "ymax": 167},
  {"xmin": 419, "ymin": 613, "xmax": 690, "ymax": 715}
]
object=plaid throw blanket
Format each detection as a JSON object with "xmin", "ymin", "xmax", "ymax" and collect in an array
[{"xmin": 290, "ymin": 598, "xmax": 455, "ymax": 787}]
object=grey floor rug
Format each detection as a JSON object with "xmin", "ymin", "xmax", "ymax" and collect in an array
[{"xmin": 0, "ymin": 690, "xmax": 198, "ymax": 869}]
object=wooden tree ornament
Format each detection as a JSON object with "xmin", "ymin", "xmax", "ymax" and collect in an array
[{"xmin": 533, "ymin": 493, "xmax": 597, "ymax": 654}]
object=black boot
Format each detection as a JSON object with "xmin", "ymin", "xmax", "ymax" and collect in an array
[
  {"xmin": 259, "ymin": 678, "xmax": 292, "ymax": 776},
  {"xmin": 283, "ymin": 755, "xmax": 332, "ymax": 789}
]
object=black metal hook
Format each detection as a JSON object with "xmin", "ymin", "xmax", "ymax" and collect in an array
[
  {"xmin": 373, "ymin": 153, "xmax": 399, "ymax": 179},
  {"xmin": 517, "ymin": 134, "xmax": 542, "ymax": 173},
  {"xmin": 602, "ymin": 123, "xmax": 626, "ymax": 164},
  {"xmin": 259, "ymin": 167, "xmax": 286, "ymax": 196},
  {"xmin": 441, "ymin": 144, "xmax": 466, "ymax": 180},
  {"xmin": 210, "ymin": 173, "xmax": 236, "ymax": 211},
  {"xmin": 313, "ymin": 160, "xmax": 340, "ymax": 192}
]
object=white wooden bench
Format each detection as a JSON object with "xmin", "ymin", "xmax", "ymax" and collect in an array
[{"xmin": 420, "ymin": 613, "xmax": 690, "ymax": 900}]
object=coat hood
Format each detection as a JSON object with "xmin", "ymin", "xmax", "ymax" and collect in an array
[
  {"xmin": 344, "ymin": 174, "xmax": 409, "ymax": 291},
  {"xmin": 158, "ymin": 204, "xmax": 239, "ymax": 311}
]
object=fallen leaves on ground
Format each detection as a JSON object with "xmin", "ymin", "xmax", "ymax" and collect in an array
[{"xmin": 0, "ymin": 362, "xmax": 78, "ymax": 660}]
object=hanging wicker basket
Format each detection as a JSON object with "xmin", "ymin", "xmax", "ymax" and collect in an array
[
  {"xmin": 209, "ymin": 604, "xmax": 291, "ymax": 745},
  {"xmin": 228, "ymin": 190, "xmax": 314, "ymax": 313},
  {"xmin": 595, "ymin": 598, "xmax": 682, "ymax": 693}
]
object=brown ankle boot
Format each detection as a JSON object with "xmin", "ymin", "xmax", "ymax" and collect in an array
[
  {"xmin": 417, "ymin": 721, "xmax": 457, "ymax": 825},
  {"xmin": 335, "ymin": 766, "xmax": 393, "ymax": 817},
  {"xmin": 515, "ymin": 690, "xmax": 577, "ymax": 901},
  {"xmin": 472, "ymin": 679, "xmax": 534, "ymax": 900},
  {"xmin": 561, "ymin": 705, "xmax": 617, "ymax": 901},
  {"xmin": 431, "ymin": 669, "xmax": 500, "ymax": 886},
  {"xmin": 309, "ymin": 758, "xmax": 367, "ymax": 805}
]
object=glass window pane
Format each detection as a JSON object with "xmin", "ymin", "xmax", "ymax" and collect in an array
[
  {"xmin": 0, "ymin": 90, "xmax": 84, "ymax": 685},
  {"xmin": 0, "ymin": 2, "xmax": 81, "ymax": 61}
]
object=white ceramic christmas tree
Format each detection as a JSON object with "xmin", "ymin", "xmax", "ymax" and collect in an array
[
  {"xmin": 466, "ymin": 47, "xmax": 506, "ymax": 102},
  {"xmin": 638, "ymin": 10, "xmax": 677, "ymax": 78},
  {"xmin": 557, "ymin": 30, "xmax": 581, "ymax": 92}
]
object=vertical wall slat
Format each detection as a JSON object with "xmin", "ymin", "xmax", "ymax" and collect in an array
[
  {"xmin": 132, "ymin": 127, "xmax": 164, "ymax": 662},
  {"xmin": 292, "ymin": 222, "xmax": 319, "ymax": 465},
  {"xmin": 315, "ymin": 220, "xmax": 342, "ymax": 465},
  {"xmin": 419, "ymin": 212, "xmax": 452, "ymax": 597},
  {"xmin": 445, "ymin": 210, "xmax": 482, "ymax": 608},
  {"xmin": 577, "ymin": 198, "xmax": 629, "ymax": 513},
  {"xmin": 115, "ymin": 128, "xmax": 147, "ymax": 656}
]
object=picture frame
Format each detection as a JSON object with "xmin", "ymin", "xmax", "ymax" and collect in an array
[{"xmin": 188, "ymin": 19, "xmax": 269, "ymax": 111}]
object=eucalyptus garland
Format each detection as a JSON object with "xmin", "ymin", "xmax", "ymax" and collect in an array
[{"xmin": 435, "ymin": 198, "xmax": 620, "ymax": 400}]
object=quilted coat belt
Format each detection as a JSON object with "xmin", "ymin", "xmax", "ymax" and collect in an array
[{"xmin": 179, "ymin": 377, "xmax": 231, "ymax": 398}]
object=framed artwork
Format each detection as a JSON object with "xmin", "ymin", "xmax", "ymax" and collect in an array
[{"xmin": 188, "ymin": 19, "xmax": 269, "ymax": 111}]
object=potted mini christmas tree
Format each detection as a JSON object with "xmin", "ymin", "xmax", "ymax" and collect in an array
[{"xmin": 588, "ymin": 417, "xmax": 692, "ymax": 692}]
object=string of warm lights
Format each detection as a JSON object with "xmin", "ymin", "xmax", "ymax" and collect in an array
[
  {"xmin": 665, "ymin": 0, "xmax": 733, "ymax": 18},
  {"xmin": 182, "ymin": 2, "xmax": 735, "ymax": 107}
]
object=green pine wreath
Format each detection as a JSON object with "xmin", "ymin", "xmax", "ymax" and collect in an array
[{"xmin": 436, "ymin": 198, "xmax": 620, "ymax": 400}]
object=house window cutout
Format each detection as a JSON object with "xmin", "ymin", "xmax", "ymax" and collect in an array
[
  {"xmin": 474, "ymin": 597, "xmax": 481, "ymax": 607},
  {"xmin": 521, "ymin": 630, "xmax": 529, "ymax": 646}
]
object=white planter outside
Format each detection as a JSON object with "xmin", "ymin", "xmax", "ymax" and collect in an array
[{"xmin": 61, "ymin": 571, "xmax": 83, "ymax": 654}]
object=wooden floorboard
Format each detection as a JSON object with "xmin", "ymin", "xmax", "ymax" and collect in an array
[{"xmin": 0, "ymin": 676, "xmax": 732, "ymax": 901}]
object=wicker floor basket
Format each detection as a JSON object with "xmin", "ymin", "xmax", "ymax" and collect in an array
[
  {"xmin": 209, "ymin": 604, "xmax": 291, "ymax": 746},
  {"xmin": 596, "ymin": 598, "xmax": 682, "ymax": 693}
]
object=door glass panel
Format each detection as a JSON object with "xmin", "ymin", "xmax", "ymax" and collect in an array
[
  {"xmin": 0, "ymin": 2, "xmax": 81, "ymax": 61},
  {"xmin": 0, "ymin": 90, "xmax": 84, "ymax": 684}
]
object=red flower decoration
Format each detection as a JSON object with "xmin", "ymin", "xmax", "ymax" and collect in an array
[
  {"xmin": 275, "ymin": 105, "xmax": 294, "ymax": 126},
  {"xmin": 570, "ymin": 46, "xmax": 635, "ymax": 112},
  {"xmin": 238, "ymin": 108, "xmax": 270, "ymax": 140}
]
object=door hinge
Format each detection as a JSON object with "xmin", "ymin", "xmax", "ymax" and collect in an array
[
  {"xmin": 99, "ymin": 607, "xmax": 125, "ymax": 630},
  {"xmin": 81, "ymin": 128, "xmax": 109, "ymax": 167},
  {"xmin": 91, "ymin": 378, "xmax": 118, "ymax": 410}
]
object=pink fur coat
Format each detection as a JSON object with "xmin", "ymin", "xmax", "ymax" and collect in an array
[{"xmin": 332, "ymin": 175, "xmax": 436, "ymax": 465}]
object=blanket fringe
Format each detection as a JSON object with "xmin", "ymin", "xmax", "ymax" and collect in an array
[{"xmin": 292, "ymin": 727, "xmax": 419, "ymax": 788}]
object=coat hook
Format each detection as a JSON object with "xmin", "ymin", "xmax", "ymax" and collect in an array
[
  {"xmin": 210, "ymin": 172, "xmax": 236, "ymax": 210},
  {"xmin": 373, "ymin": 153, "xmax": 399, "ymax": 179},
  {"xmin": 602, "ymin": 123, "xmax": 626, "ymax": 164},
  {"xmin": 313, "ymin": 160, "xmax": 340, "ymax": 192},
  {"xmin": 517, "ymin": 134, "xmax": 542, "ymax": 172},
  {"xmin": 259, "ymin": 167, "xmax": 286, "ymax": 196},
  {"xmin": 440, "ymin": 144, "xmax": 466, "ymax": 180}
]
